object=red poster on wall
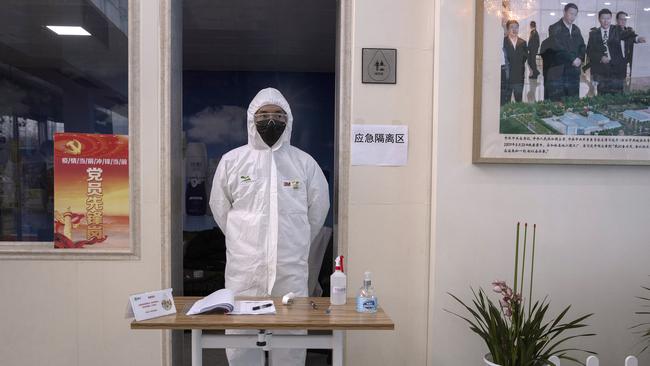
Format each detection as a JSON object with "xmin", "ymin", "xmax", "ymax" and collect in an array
[{"xmin": 53, "ymin": 133, "xmax": 129, "ymax": 250}]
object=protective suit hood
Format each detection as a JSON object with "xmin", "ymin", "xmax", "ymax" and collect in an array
[{"xmin": 247, "ymin": 88, "xmax": 293, "ymax": 150}]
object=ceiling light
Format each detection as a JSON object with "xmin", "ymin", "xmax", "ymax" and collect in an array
[
  {"xmin": 550, "ymin": 12, "xmax": 556, "ymax": 16},
  {"xmin": 644, "ymin": 8, "xmax": 650, "ymax": 12},
  {"xmin": 604, "ymin": 2, "xmax": 611, "ymax": 5},
  {"xmin": 46, "ymin": 26, "xmax": 91, "ymax": 36},
  {"xmin": 587, "ymin": 13, "xmax": 596, "ymax": 17},
  {"xmin": 561, "ymin": 2, "xmax": 568, "ymax": 5}
]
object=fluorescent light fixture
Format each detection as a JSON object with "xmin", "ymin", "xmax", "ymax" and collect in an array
[
  {"xmin": 550, "ymin": 12, "xmax": 556, "ymax": 16},
  {"xmin": 644, "ymin": 8, "xmax": 650, "ymax": 12},
  {"xmin": 604, "ymin": 2, "xmax": 611, "ymax": 5},
  {"xmin": 560, "ymin": 2, "xmax": 568, "ymax": 5},
  {"xmin": 587, "ymin": 13, "xmax": 596, "ymax": 17},
  {"xmin": 46, "ymin": 26, "xmax": 91, "ymax": 36}
]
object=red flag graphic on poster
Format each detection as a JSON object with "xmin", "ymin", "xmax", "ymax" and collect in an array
[{"xmin": 53, "ymin": 133, "xmax": 129, "ymax": 249}]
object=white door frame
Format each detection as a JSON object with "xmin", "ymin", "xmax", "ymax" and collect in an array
[{"xmin": 158, "ymin": 0, "xmax": 354, "ymax": 364}]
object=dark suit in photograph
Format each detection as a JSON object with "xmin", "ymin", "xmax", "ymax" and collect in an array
[
  {"xmin": 500, "ymin": 45, "xmax": 510, "ymax": 106},
  {"xmin": 503, "ymin": 36, "xmax": 528, "ymax": 102},
  {"xmin": 546, "ymin": 19, "xmax": 586, "ymax": 100},
  {"xmin": 621, "ymin": 25, "xmax": 642, "ymax": 78},
  {"xmin": 540, "ymin": 37, "xmax": 563, "ymax": 100},
  {"xmin": 528, "ymin": 29, "xmax": 540, "ymax": 78},
  {"xmin": 586, "ymin": 26, "xmax": 638, "ymax": 94}
]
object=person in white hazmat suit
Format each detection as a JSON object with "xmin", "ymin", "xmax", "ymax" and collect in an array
[{"xmin": 209, "ymin": 87, "xmax": 330, "ymax": 366}]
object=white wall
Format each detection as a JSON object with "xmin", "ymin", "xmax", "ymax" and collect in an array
[
  {"xmin": 430, "ymin": 1, "xmax": 650, "ymax": 365},
  {"xmin": 4, "ymin": 0, "xmax": 649, "ymax": 365},
  {"xmin": 0, "ymin": 1, "xmax": 165, "ymax": 365},
  {"xmin": 345, "ymin": 0, "xmax": 435, "ymax": 365}
]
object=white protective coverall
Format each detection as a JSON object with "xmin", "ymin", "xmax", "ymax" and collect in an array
[{"xmin": 209, "ymin": 88, "xmax": 330, "ymax": 366}]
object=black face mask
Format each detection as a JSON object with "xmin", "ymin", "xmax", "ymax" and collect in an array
[{"xmin": 256, "ymin": 119, "xmax": 286, "ymax": 147}]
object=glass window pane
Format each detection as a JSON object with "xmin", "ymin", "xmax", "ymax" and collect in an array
[{"xmin": 0, "ymin": 0, "xmax": 128, "ymax": 241}]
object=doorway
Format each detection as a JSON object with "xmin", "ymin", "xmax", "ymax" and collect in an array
[{"xmin": 171, "ymin": 1, "xmax": 345, "ymax": 365}]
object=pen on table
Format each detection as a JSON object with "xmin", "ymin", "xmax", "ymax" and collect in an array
[{"xmin": 252, "ymin": 303, "xmax": 274, "ymax": 311}]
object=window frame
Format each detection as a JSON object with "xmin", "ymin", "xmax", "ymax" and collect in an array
[{"xmin": 0, "ymin": 0, "xmax": 141, "ymax": 260}]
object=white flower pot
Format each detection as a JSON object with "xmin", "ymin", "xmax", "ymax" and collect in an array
[
  {"xmin": 483, "ymin": 354, "xmax": 561, "ymax": 366},
  {"xmin": 483, "ymin": 354, "xmax": 500, "ymax": 366}
]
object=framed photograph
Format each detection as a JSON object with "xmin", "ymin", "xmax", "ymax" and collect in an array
[{"xmin": 473, "ymin": 0, "xmax": 650, "ymax": 165}]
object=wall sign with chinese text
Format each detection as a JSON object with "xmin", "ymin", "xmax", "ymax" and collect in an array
[
  {"xmin": 53, "ymin": 133, "xmax": 130, "ymax": 250},
  {"xmin": 351, "ymin": 124, "xmax": 408, "ymax": 166}
]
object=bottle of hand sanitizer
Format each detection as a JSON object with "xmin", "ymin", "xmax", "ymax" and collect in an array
[
  {"xmin": 330, "ymin": 256, "xmax": 347, "ymax": 305},
  {"xmin": 356, "ymin": 271, "xmax": 377, "ymax": 313}
]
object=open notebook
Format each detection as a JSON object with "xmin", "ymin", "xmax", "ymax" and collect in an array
[{"xmin": 186, "ymin": 288, "xmax": 276, "ymax": 315}]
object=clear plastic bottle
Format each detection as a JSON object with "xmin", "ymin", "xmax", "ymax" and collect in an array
[
  {"xmin": 330, "ymin": 256, "xmax": 347, "ymax": 305},
  {"xmin": 356, "ymin": 271, "xmax": 378, "ymax": 313}
]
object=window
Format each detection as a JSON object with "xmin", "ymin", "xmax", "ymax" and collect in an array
[{"xmin": 0, "ymin": 0, "xmax": 133, "ymax": 255}]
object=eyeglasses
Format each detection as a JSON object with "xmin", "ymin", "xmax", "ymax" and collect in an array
[
  {"xmin": 254, "ymin": 114, "xmax": 288, "ymax": 128},
  {"xmin": 254, "ymin": 112, "xmax": 288, "ymax": 122},
  {"xmin": 254, "ymin": 120, "xmax": 287, "ymax": 129}
]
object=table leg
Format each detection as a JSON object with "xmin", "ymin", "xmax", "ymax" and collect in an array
[
  {"xmin": 192, "ymin": 329, "xmax": 202, "ymax": 366},
  {"xmin": 332, "ymin": 330, "xmax": 344, "ymax": 366}
]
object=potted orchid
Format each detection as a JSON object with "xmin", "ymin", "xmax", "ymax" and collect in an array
[{"xmin": 447, "ymin": 223, "xmax": 596, "ymax": 366}]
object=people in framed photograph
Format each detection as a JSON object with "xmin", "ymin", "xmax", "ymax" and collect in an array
[
  {"xmin": 528, "ymin": 20, "xmax": 540, "ymax": 80},
  {"xmin": 586, "ymin": 9, "xmax": 645, "ymax": 95},
  {"xmin": 617, "ymin": 11, "xmax": 640, "ymax": 79},
  {"xmin": 474, "ymin": 0, "xmax": 650, "ymax": 165},
  {"xmin": 503, "ymin": 19, "xmax": 529, "ymax": 103},
  {"xmin": 546, "ymin": 3, "xmax": 585, "ymax": 101}
]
